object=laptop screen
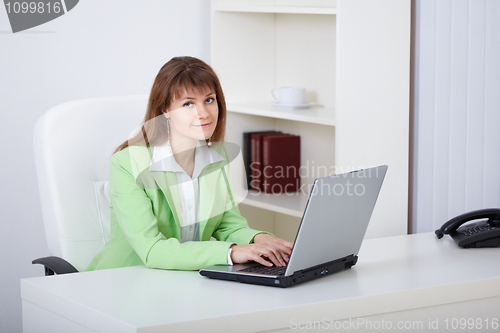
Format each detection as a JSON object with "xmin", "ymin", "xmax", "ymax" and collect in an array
[{"xmin": 284, "ymin": 165, "xmax": 388, "ymax": 276}]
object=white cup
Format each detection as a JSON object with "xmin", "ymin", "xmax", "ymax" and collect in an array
[{"xmin": 271, "ymin": 87, "xmax": 306, "ymax": 105}]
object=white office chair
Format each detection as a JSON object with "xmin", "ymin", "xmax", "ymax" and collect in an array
[{"xmin": 33, "ymin": 95, "xmax": 148, "ymax": 275}]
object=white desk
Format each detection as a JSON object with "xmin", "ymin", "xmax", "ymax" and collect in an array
[{"xmin": 21, "ymin": 233, "xmax": 500, "ymax": 332}]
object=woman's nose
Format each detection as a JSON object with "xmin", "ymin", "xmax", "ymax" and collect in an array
[{"xmin": 197, "ymin": 104, "xmax": 209, "ymax": 118}]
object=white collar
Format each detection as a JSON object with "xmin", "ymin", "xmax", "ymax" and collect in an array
[{"xmin": 149, "ymin": 140, "xmax": 225, "ymax": 179}]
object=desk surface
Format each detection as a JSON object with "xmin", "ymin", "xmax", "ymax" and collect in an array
[{"xmin": 21, "ymin": 232, "xmax": 500, "ymax": 332}]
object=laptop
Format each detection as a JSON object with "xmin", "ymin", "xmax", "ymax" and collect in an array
[{"xmin": 199, "ymin": 165, "xmax": 388, "ymax": 288}]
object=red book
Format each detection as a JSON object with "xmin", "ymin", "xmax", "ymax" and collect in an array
[
  {"xmin": 262, "ymin": 134, "xmax": 301, "ymax": 194},
  {"xmin": 250, "ymin": 131, "xmax": 283, "ymax": 191},
  {"xmin": 244, "ymin": 130, "xmax": 280, "ymax": 189}
]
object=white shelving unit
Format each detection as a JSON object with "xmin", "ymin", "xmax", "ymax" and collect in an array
[
  {"xmin": 211, "ymin": 0, "xmax": 411, "ymax": 240},
  {"xmin": 235, "ymin": 191, "xmax": 309, "ymax": 218},
  {"xmin": 227, "ymin": 102, "xmax": 335, "ymax": 126},
  {"xmin": 214, "ymin": 6, "xmax": 337, "ymax": 15}
]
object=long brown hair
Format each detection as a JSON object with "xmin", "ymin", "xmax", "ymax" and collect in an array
[{"xmin": 115, "ymin": 56, "xmax": 227, "ymax": 153}]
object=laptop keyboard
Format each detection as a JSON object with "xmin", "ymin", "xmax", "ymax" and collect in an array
[{"xmin": 239, "ymin": 264, "xmax": 287, "ymax": 276}]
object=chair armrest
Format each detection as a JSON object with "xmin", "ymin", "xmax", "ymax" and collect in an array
[{"xmin": 32, "ymin": 256, "xmax": 79, "ymax": 276}]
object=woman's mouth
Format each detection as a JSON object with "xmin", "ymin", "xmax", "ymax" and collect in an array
[{"xmin": 195, "ymin": 122, "xmax": 212, "ymax": 128}]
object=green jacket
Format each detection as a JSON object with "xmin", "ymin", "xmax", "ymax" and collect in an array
[{"xmin": 87, "ymin": 143, "xmax": 265, "ymax": 271}]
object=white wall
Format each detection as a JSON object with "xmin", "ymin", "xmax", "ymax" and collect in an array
[
  {"xmin": 412, "ymin": 0, "xmax": 500, "ymax": 233},
  {"xmin": 0, "ymin": 1, "xmax": 210, "ymax": 332}
]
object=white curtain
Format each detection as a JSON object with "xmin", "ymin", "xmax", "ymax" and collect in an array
[{"xmin": 412, "ymin": 0, "xmax": 500, "ymax": 233}]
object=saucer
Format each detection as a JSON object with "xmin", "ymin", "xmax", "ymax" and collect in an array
[{"xmin": 270, "ymin": 102, "xmax": 316, "ymax": 109}]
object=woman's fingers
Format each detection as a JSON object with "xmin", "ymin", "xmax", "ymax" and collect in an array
[
  {"xmin": 274, "ymin": 249, "xmax": 288, "ymax": 267},
  {"xmin": 283, "ymin": 240, "xmax": 294, "ymax": 251},
  {"xmin": 253, "ymin": 234, "xmax": 294, "ymax": 257},
  {"xmin": 276, "ymin": 242, "xmax": 293, "ymax": 256},
  {"xmin": 257, "ymin": 247, "xmax": 287, "ymax": 267},
  {"xmin": 265, "ymin": 242, "xmax": 292, "ymax": 266},
  {"xmin": 254, "ymin": 254, "xmax": 274, "ymax": 267},
  {"xmin": 231, "ymin": 244, "xmax": 288, "ymax": 267},
  {"xmin": 231, "ymin": 235, "xmax": 296, "ymax": 267}
]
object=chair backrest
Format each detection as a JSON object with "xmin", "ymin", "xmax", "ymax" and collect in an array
[{"xmin": 34, "ymin": 95, "xmax": 148, "ymax": 271}]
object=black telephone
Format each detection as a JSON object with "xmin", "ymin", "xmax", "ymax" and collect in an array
[{"xmin": 435, "ymin": 208, "xmax": 500, "ymax": 248}]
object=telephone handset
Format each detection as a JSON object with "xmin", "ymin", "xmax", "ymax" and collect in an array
[{"xmin": 435, "ymin": 208, "xmax": 500, "ymax": 248}]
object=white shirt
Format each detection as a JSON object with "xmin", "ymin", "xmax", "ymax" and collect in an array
[{"xmin": 148, "ymin": 140, "xmax": 234, "ymax": 264}]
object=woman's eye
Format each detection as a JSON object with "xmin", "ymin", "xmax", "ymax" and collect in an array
[
  {"xmin": 183, "ymin": 102, "xmax": 193, "ymax": 107},
  {"xmin": 206, "ymin": 97, "xmax": 215, "ymax": 104}
]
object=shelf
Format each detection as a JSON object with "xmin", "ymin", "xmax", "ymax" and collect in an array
[
  {"xmin": 214, "ymin": 6, "xmax": 337, "ymax": 15},
  {"xmin": 237, "ymin": 191, "xmax": 310, "ymax": 218},
  {"xmin": 226, "ymin": 102, "xmax": 335, "ymax": 126},
  {"xmin": 213, "ymin": 0, "xmax": 411, "ymax": 238}
]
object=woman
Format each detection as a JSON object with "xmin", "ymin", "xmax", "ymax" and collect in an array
[{"xmin": 87, "ymin": 56, "xmax": 293, "ymax": 271}]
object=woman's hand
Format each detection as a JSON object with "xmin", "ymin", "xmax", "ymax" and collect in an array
[{"xmin": 230, "ymin": 234, "xmax": 294, "ymax": 267}]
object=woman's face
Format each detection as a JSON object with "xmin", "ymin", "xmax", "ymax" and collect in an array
[{"xmin": 165, "ymin": 88, "xmax": 218, "ymax": 144}]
